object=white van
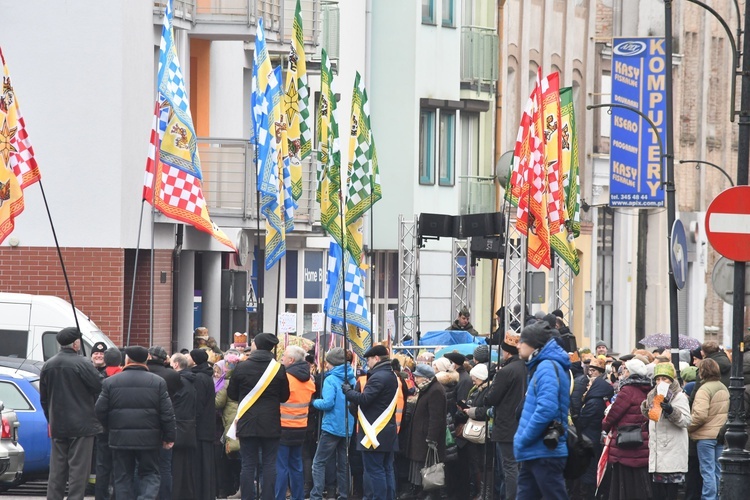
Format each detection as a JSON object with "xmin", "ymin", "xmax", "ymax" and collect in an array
[{"xmin": 0, "ymin": 293, "xmax": 116, "ymax": 361}]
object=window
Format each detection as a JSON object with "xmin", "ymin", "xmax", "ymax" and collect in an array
[
  {"xmin": 0, "ymin": 329, "xmax": 27, "ymax": 358},
  {"xmin": 596, "ymin": 207, "xmax": 615, "ymax": 347},
  {"xmin": 439, "ymin": 111, "xmax": 456, "ymax": 186},
  {"xmin": 0, "ymin": 382, "xmax": 34, "ymax": 411},
  {"xmin": 422, "ymin": 0, "xmax": 435, "ymax": 24},
  {"xmin": 419, "ymin": 109, "xmax": 436, "ymax": 184},
  {"xmin": 442, "ymin": 0, "xmax": 454, "ymax": 27}
]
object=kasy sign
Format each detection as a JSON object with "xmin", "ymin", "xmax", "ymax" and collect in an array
[
  {"xmin": 609, "ymin": 37, "xmax": 667, "ymax": 207},
  {"xmin": 705, "ymin": 186, "xmax": 750, "ymax": 262}
]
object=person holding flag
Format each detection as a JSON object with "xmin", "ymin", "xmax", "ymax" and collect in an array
[
  {"xmin": 342, "ymin": 345, "xmax": 402, "ymax": 500},
  {"xmin": 227, "ymin": 333, "xmax": 290, "ymax": 500}
]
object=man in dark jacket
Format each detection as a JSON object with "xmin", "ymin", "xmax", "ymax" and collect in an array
[
  {"xmin": 40, "ymin": 327, "xmax": 104, "ymax": 500},
  {"xmin": 227, "ymin": 333, "xmax": 290, "ymax": 500},
  {"xmin": 189, "ymin": 347, "xmax": 216, "ymax": 499},
  {"xmin": 484, "ymin": 330, "xmax": 527, "ymax": 500},
  {"xmin": 276, "ymin": 345, "xmax": 316, "ymax": 500},
  {"xmin": 95, "ymin": 346, "xmax": 176, "ymax": 499},
  {"xmin": 343, "ymin": 345, "xmax": 400, "ymax": 500},
  {"xmin": 446, "ymin": 307, "xmax": 480, "ymax": 336},
  {"xmin": 148, "ymin": 345, "xmax": 182, "ymax": 500},
  {"xmin": 170, "ymin": 352, "xmax": 198, "ymax": 500}
]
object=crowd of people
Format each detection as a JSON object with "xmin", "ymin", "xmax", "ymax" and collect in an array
[{"xmin": 37, "ymin": 309, "xmax": 746, "ymax": 500}]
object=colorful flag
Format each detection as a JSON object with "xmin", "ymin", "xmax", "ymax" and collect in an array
[
  {"xmin": 345, "ymin": 72, "xmax": 382, "ymax": 266},
  {"xmin": 509, "ymin": 68, "xmax": 551, "ymax": 269},
  {"xmin": 325, "ymin": 241, "xmax": 372, "ymax": 358},
  {"xmin": 147, "ymin": 0, "xmax": 235, "ymax": 251},
  {"xmin": 317, "ymin": 49, "xmax": 343, "ymax": 246},
  {"xmin": 283, "ymin": 0, "xmax": 311, "ymax": 201},
  {"xmin": 251, "ymin": 18, "xmax": 273, "ymax": 144},
  {"xmin": 0, "ymin": 47, "xmax": 41, "ymax": 245},
  {"xmin": 542, "ymin": 74, "xmax": 579, "ymax": 274},
  {"xmin": 560, "ymin": 87, "xmax": 581, "ymax": 238},
  {"xmin": 260, "ymin": 66, "xmax": 287, "ymax": 269}
]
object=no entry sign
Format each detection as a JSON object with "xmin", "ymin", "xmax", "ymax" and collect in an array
[{"xmin": 705, "ymin": 186, "xmax": 750, "ymax": 261}]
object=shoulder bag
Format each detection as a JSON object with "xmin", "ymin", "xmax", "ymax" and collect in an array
[{"xmin": 420, "ymin": 442, "xmax": 445, "ymax": 491}]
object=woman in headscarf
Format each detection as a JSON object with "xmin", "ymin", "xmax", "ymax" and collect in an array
[
  {"xmin": 602, "ymin": 358, "xmax": 652, "ymax": 500},
  {"xmin": 460, "ymin": 363, "xmax": 492, "ymax": 500},
  {"xmin": 214, "ymin": 349, "xmax": 242, "ymax": 498},
  {"xmin": 401, "ymin": 364, "xmax": 447, "ymax": 499},
  {"xmin": 640, "ymin": 362, "xmax": 692, "ymax": 500}
]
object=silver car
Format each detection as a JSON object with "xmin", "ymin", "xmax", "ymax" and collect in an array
[{"xmin": 0, "ymin": 401, "xmax": 24, "ymax": 488}]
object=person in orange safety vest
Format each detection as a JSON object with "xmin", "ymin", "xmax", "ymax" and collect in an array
[{"xmin": 276, "ymin": 345, "xmax": 316, "ymax": 500}]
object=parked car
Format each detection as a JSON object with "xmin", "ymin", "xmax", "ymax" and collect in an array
[
  {"xmin": 0, "ymin": 356, "xmax": 44, "ymax": 376},
  {"xmin": 0, "ymin": 401, "xmax": 24, "ymax": 490},
  {"xmin": 0, "ymin": 369, "xmax": 47, "ymax": 484}
]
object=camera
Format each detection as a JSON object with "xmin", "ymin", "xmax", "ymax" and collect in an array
[{"xmin": 543, "ymin": 421, "xmax": 565, "ymax": 449}]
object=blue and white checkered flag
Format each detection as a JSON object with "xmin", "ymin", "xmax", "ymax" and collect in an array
[{"xmin": 325, "ymin": 241, "xmax": 370, "ymax": 333}]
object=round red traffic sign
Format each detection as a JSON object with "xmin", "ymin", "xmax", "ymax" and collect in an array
[{"xmin": 705, "ymin": 186, "xmax": 750, "ymax": 261}]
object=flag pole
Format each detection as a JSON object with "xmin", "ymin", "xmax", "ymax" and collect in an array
[
  {"xmin": 37, "ymin": 181, "xmax": 82, "ymax": 347},
  {"xmin": 127, "ymin": 200, "xmax": 147, "ymax": 346}
]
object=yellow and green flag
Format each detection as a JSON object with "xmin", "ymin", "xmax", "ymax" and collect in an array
[{"xmin": 317, "ymin": 49, "xmax": 343, "ymax": 246}]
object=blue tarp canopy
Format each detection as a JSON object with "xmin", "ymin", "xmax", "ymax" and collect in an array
[{"xmin": 402, "ymin": 330, "xmax": 485, "ymax": 346}]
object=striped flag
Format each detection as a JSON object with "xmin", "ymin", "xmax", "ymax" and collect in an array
[
  {"xmin": 560, "ymin": 87, "xmax": 581, "ymax": 238},
  {"xmin": 146, "ymin": 0, "xmax": 235, "ymax": 251},
  {"xmin": 283, "ymin": 0, "xmax": 306, "ymax": 200},
  {"xmin": 0, "ymin": 47, "xmax": 41, "ymax": 245},
  {"xmin": 317, "ymin": 49, "xmax": 343, "ymax": 246},
  {"xmin": 287, "ymin": 0, "xmax": 312, "ymax": 169},
  {"xmin": 345, "ymin": 72, "xmax": 382, "ymax": 266}
]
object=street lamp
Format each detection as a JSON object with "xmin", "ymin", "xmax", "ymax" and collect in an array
[{"xmin": 678, "ymin": 159, "xmax": 735, "ymax": 187}]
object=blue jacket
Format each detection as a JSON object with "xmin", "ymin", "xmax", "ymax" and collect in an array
[
  {"xmin": 313, "ymin": 364, "xmax": 356, "ymax": 437},
  {"xmin": 514, "ymin": 339, "xmax": 571, "ymax": 462}
]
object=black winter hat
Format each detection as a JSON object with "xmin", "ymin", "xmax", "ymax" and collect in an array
[
  {"xmin": 253, "ymin": 333, "xmax": 279, "ymax": 351},
  {"xmin": 56, "ymin": 327, "xmax": 80, "ymax": 346},
  {"xmin": 190, "ymin": 348, "xmax": 209, "ymax": 365},
  {"xmin": 444, "ymin": 352, "xmax": 466, "ymax": 366},
  {"xmin": 91, "ymin": 342, "xmax": 107, "ymax": 354},
  {"xmin": 519, "ymin": 322, "xmax": 554, "ymax": 350},
  {"xmin": 125, "ymin": 346, "xmax": 149, "ymax": 364}
]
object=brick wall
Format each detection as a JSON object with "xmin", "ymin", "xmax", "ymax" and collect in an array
[
  {"xmin": 0, "ymin": 246, "xmax": 174, "ymax": 348},
  {"xmin": 123, "ymin": 249, "xmax": 173, "ymax": 350},
  {"xmin": 0, "ymin": 246, "xmax": 125, "ymax": 343}
]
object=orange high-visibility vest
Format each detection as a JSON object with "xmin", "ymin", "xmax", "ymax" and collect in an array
[
  {"xmin": 357, "ymin": 372, "xmax": 406, "ymax": 434},
  {"xmin": 280, "ymin": 374, "xmax": 315, "ymax": 429}
]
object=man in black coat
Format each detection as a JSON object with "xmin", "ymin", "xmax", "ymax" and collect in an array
[
  {"xmin": 343, "ymin": 345, "xmax": 400, "ymax": 500},
  {"xmin": 484, "ymin": 331, "xmax": 527, "ymax": 500},
  {"xmin": 170, "ymin": 352, "xmax": 198, "ymax": 500},
  {"xmin": 40, "ymin": 327, "xmax": 104, "ymax": 500},
  {"xmin": 148, "ymin": 345, "xmax": 182, "ymax": 500},
  {"xmin": 188, "ymin": 348, "xmax": 216, "ymax": 500},
  {"xmin": 95, "ymin": 346, "xmax": 175, "ymax": 499},
  {"xmin": 227, "ymin": 333, "xmax": 290, "ymax": 500}
]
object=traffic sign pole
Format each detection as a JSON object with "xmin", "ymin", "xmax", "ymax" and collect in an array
[{"xmin": 719, "ymin": 0, "xmax": 750, "ymax": 494}]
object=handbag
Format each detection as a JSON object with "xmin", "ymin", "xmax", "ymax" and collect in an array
[
  {"xmin": 420, "ymin": 443, "xmax": 445, "ymax": 491},
  {"xmin": 462, "ymin": 418, "xmax": 486, "ymax": 444},
  {"xmin": 616, "ymin": 423, "xmax": 644, "ymax": 449},
  {"xmin": 445, "ymin": 425, "xmax": 455, "ymax": 447}
]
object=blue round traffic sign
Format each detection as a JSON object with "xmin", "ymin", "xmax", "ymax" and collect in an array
[{"xmin": 670, "ymin": 220, "xmax": 688, "ymax": 290}]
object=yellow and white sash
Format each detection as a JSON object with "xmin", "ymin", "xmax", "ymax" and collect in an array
[
  {"xmin": 226, "ymin": 359, "xmax": 281, "ymax": 440},
  {"xmin": 358, "ymin": 384, "xmax": 399, "ymax": 449}
]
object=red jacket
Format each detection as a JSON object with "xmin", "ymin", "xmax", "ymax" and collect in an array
[{"xmin": 602, "ymin": 376, "xmax": 651, "ymax": 468}]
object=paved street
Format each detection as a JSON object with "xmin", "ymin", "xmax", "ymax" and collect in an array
[{"xmin": 0, "ymin": 481, "xmax": 93, "ymax": 499}]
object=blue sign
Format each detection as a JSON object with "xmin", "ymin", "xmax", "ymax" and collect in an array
[
  {"xmin": 670, "ymin": 220, "xmax": 688, "ymax": 290},
  {"xmin": 303, "ymin": 251, "xmax": 324, "ymax": 299},
  {"xmin": 610, "ymin": 37, "xmax": 667, "ymax": 207}
]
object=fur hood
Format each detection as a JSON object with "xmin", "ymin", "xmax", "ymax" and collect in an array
[{"xmin": 436, "ymin": 370, "xmax": 459, "ymax": 387}]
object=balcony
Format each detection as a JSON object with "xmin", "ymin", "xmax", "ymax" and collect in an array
[
  {"xmin": 153, "ymin": 0, "xmax": 322, "ymax": 46},
  {"xmin": 459, "ymin": 175, "xmax": 496, "ymax": 215},
  {"xmin": 197, "ymin": 137, "xmax": 319, "ymax": 229},
  {"xmin": 460, "ymin": 26, "xmax": 498, "ymax": 85}
]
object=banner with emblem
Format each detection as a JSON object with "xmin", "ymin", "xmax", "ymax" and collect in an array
[
  {"xmin": 144, "ymin": 0, "xmax": 235, "ymax": 251},
  {"xmin": 317, "ymin": 49, "xmax": 343, "ymax": 247},
  {"xmin": 0, "ymin": 47, "xmax": 41, "ymax": 245},
  {"xmin": 555, "ymin": 87, "xmax": 581, "ymax": 274}
]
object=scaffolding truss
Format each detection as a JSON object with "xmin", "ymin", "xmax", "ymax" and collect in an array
[
  {"xmin": 398, "ymin": 215, "xmax": 418, "ymax": 342},
  {"xmin": 503, "ymin": 222, "xmax": 526, "ymax": 331},
  {"xmin": 553, "ymin": 253, "xmax": 575, "ymax": 328},
  {"xmin": 452, "ymin": 239, "xmax": 472, "ymax": 316}
]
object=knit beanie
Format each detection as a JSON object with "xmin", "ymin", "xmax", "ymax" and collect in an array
[
  {"xmin": 653, "ymin": 362, "xmax": 676, "ymax": 381},
  {"xmin": 519, "ymin": 322, "xmax": 553, "ymax": 349},
  {"xmin": 469, "ymin": 363, "xmax": 488, "ymax": 381},
  {"xmin": 473, "ymin": 345, "xmax": 490, "ymax": 364},
  {"xmin": 326, "ymin": 347, "xmax": 346, "ymax": 366},
  {"xmin": 433, "ymin": 357, "xmax": 454, "ymax": 373},
  {"xmin": 624, "ymin": 359, "xmax": 647, "ymax": 377}
]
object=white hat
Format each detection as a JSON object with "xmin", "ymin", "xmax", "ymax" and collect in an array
[
  {"xmin": 625, "ymin": 359, "xmax": 647, "ymax": 378},
  {"xmin": 470, "ymin": 363, "xmax": 488, "ymax": 381}
]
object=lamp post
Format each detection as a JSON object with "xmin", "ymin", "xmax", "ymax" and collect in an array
[{"xmin": 678, "ymin": 160, "xmax": 735, "ymax": 186}]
